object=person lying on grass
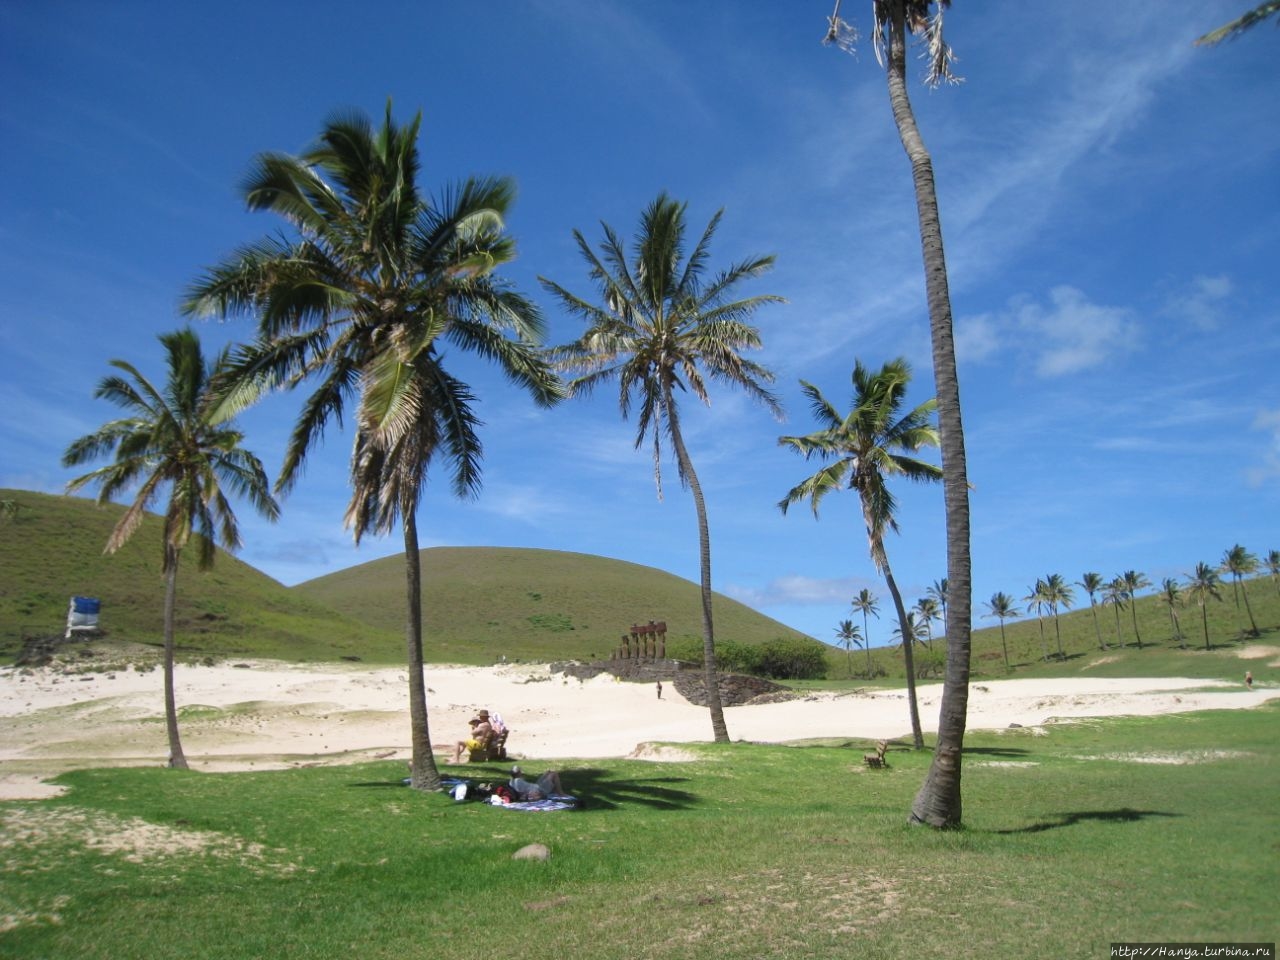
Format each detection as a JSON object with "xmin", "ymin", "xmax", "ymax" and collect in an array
[{"xmin": 508, "ymin": 765, "xmax": 565, "ymax": 800}]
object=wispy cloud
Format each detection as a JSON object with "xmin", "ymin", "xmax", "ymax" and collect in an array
[
  {"xmin": 1161, "ymin": 274, "xmax": 1233, "ymax": 331},
  {"xmin": 1245, "ymin": 408, "xmax": 1280, "ymax": 487},
  {"xmin": 959, "ymin": 286, "xmax": 1140, "ymax": 377},
  {"xmin": 726, "ymin": 573, "xmax": 876, "ymax": 608}
]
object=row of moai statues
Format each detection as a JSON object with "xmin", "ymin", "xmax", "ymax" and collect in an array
[{"xmin": 615, "ymin": 620, "xmax": 667, "ymax": 660}]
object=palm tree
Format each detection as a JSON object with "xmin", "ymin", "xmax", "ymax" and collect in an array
[
  {"xmin": 927, "ymin": 577, "xmax": 948, "ymax": 637},
  {"xmin": 1266, "ymin": 549, "xmax": 1280, "ymax": 596},
  {"xmin": 1196, "ymin": 2, "xmax": 1280, "ymax": 45},
  {"xmin": 1158, "ymin": 577, "xmax": 1186, "ymax": 648},
  {"xmin": 62, "ymin": 328, "xmax": 279, "ymax": 769},
  {"xmin": 1221, "ymin": 544, "xmax": 1260, "ymax": 637},
  {"xmin": 183, "ymin": 104, "xmax": 561, "ymax": 790},
  {"xmin": 1120, "ymin": 570, "xmax": 1152, "ymax": 649},
  {"xmin": 914, "ymin": 596, "xmax": 940, "ymax": 649},
  {"xmin": 542, "ymin": 193, "xmax": 782, "ymax": 744},
  {"xmin": 1185, "ymin": 562, "xmax": 1226, "ymax": 651},
  {"xmin": 1103, "ymin": 576, "xmax": 1128, "ymax": 647},
  {"xmin": 1077, "ymin": 572, "xmax": 1107, "ymax": 651},
  {"xmin": 1024, "ymin": 580, "xmax": 1050, "ymax": 662},
  {"xmin": 983, "ymin": 591, "xmax": 1016, "ymax": 673},
  {"xmin": 778, "ymin": 357, "xmax": 941, "ymax": 750},
  {"xmin": 1040, "ymin": 573, "xmax": 1075, "ymax": 660},
  {"xmin": 851, "ymin": 588, "xmax": 880, "ymax": 677},
  {"xmin": 834, "ymin": 619, "xmax": 864, "ymax": 678},
  {"xmin": 824, "ymin": 0, "xmax": 974, "ymax": 828},
  {"xmin": 892, "ymin": 610, "xmax": 929, "ymax": 656}
]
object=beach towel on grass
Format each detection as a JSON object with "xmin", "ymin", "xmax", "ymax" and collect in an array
[
  {"xmin": 431, "ymin": 778, "xmax": 579, "ymax": 811},
  {"xmin": 496, "ymin": 795, "xmax": 579, "ymax": 813}
]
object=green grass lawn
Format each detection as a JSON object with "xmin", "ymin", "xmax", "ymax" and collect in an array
[{"xmin": 3, "ymin": 701, "xmax": 1276, "ymax": 959}]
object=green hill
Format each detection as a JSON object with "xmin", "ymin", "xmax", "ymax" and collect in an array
[
  {"xmin": 0, "ymin": 489, "xmax": 811, "ymax": 667},
  {"xmin": 0, "ymin": 489, "xmax": 395, "ymax": 663},
  {"xmin": 292, "ymin": 546, "xmax": 813, "ymax": 664}
]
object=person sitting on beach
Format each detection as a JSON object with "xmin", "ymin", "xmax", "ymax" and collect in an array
[
  {"xmin": 508, "ymin": 764, "xmax": 565, "ymax": 801},
  {"xmin": 450, "ymin": 710, "xmax": 493, "ymax": 763}
]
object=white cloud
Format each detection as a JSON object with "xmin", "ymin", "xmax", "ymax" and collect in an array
[
  {"xmin": 1162, "ymin": 274, "xmax": 1233, "ymax": 331},
  {"xmin": 1245, "ymin": 408, "xmax": 1280, "ymax": 487},
  {"xmin": 954, "ymin": 286, "xmax": 1140, "ymax": 377},
  {"xmin": 1016, "ymin": 286, "xmax": 1141, "ymax": 377},
  {"xmin": 726, "ymin": 574, "xmax": 875, "ymax": 608}
]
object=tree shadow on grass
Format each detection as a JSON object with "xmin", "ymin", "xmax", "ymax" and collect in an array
[
  {"xmin": 962, "ymin": 746, "xmax": 1034, "ymax": 759},
  {"xmin": 994, "ymin": 807, "xmax": 1182, "ymax": 834},
  {"xmin": 348, "ymin": 767, "xmax": 699, "ymax": 811}
]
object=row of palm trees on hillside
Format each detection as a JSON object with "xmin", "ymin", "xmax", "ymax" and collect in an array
[{"xmin": 838, "ymin": 544, "xmax": 1275, "ymax": 679}]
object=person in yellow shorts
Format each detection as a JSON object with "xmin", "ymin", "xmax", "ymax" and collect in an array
[{"xmin": 450, "ymin": 710, "xmax": 493, "ymax": 763}]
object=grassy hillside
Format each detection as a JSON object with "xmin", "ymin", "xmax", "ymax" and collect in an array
[
  {"xmin": 292, "ymin": 546, "xmax": 813, "ymax": 664},
  {"xmin": 0, "ymin": 490, "xmax": 810, "ymax": 667},
  {"xmin": 861, "ymin": 569, "xmax": 1280, "ymax": 684},
  {"xmin": 0, "ymin": 489, "xmax": 396, "ymax": 663}
]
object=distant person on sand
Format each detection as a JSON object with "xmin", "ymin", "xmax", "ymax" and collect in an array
[
  {"xmin": 657, "ymin": 681, "xmax": 663, "ymax": 700},
  {"xmin": 450, "ymin": 710, "xmax": 493, "ymax": 763},
  {"xmin": 508, "ymin": 765, "xmax": 565, "ymax": 801},
  {"xmin": 1245, "ymin": 670, "xmax": 1253, "ymax": 690}
]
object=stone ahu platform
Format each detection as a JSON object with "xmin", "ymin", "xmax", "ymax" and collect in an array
[{"xmin": 549, "ymin": 659, "xmax": 789, "ymax": 708}]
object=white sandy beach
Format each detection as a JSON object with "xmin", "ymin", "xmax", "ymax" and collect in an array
[{"xmin": 1, "ymin": 648, "xmax": 1275, "ymax": 800}]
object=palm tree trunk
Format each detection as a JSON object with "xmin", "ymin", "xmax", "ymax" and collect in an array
[
  {"xmin": 999, "ymin": 621, "xmax": 1010, "ymax": 672},
  {"xmin": 882, "ymin": 564, "xmax": 923, "ymax": 750},
  {"xmin": 1052, "ymin": 613, "xmax": 1065, "ymax": 660},
  {"xmin": 162, "ymin": 546, "xmax": 188, "ymax": 770},
  {"xmin": 1240, "ymin": 579, "xmax": 1259, "ymax": 636},
  {"xmin": 1131, "ymin": 603, "xmax": 1143, "ymax": 650},
  {"xmin": 877, "ymin": 0, "xmax": 973, "ymax": 828},
  {"xmin": 1201, "ymin": 603, "xmax": 1211, "ymax": 651},
  {"xmin": 667, "ymin": 400, "xmax": 729, "ymax": 743},
  {"xmin": 403, "ymin": 512, "xmax": 441, "ymax": 790},
  {"xmin": 861, "ymin": 611, "xmax": 873, "ymax": 677},
  {"xmin": 1089, "ymin": 600, "xmax": 1105, "ymax": 650}
]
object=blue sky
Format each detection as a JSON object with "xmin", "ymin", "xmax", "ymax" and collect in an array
[{"xmin": 2, "ymin": 1, "xmax": 1277, "ymax": 650}]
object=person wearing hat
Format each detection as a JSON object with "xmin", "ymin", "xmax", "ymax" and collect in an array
[
  {"xmin": 449, "ymin": 709, "xmax": 494, "ymax": 763},
  {"xmin": 508, "ymin": 764, "xmax": 565, "ymax": 801}
]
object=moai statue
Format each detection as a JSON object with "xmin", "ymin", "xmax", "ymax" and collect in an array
[{"xmin": 655, "ymin": 620, "xmax": 667, "ymax": 659}]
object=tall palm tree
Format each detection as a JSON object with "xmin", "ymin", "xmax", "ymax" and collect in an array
[
  {"xmin": 1103, "ymin": 576, "xmax": 1128, "ymax": 647},
  {"xmin": 983, "ymin": 591, "xmax": 1016, "ymax": 672},
  {"xmin": 1221, "ymin": 544, "xmax": 1260, "ymax": 637},
  {"xmin": 62, "ymin": 328, "xmax": 279, "ymax": 769},
  {"xmin": 825, "ymin": 0, "xmax": 974, "ymax": 827},
  {"xmin": 778, "ymin": 357, "xmax": 941, "ymax": 750},
  {"xmin": 542, "ymin": 193, "xmax": 782, "ymax": 744},
  {"xmin": 1024, "ymin": 580, "xmax": 1050, "ymax": 662},
  {"xmin": 1158, "ymin": 577, "xmax": 1186, "ymax": 649},
  {"xmin": 1120, "ymin": 570, "xmax": 1152, "ymax": 650},
  {"xmin": 851, "ymin": 588, "xmax": 880, "ymax": 677},
  {"xmin": 1266, "ymin": 549, "xmax": 1280, "ymax": 596},
  {"xmin": 1185, "ymin": 562, "xmax": 1225, "ymax": 651},
  {"xmin": 1040, "ymin": 573, "xmax": 1075, "ymax": 660},
  {"xmin": 183, "ymin": 104, "xmax": 560, "ymax": 790},
  {"xmin": 1077, "ymin": 572, "xmax": 1107, "ymax": 651},
  {"xmin": 834, "ymin": 619, "xmax": 864, "ymax": 678}
]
